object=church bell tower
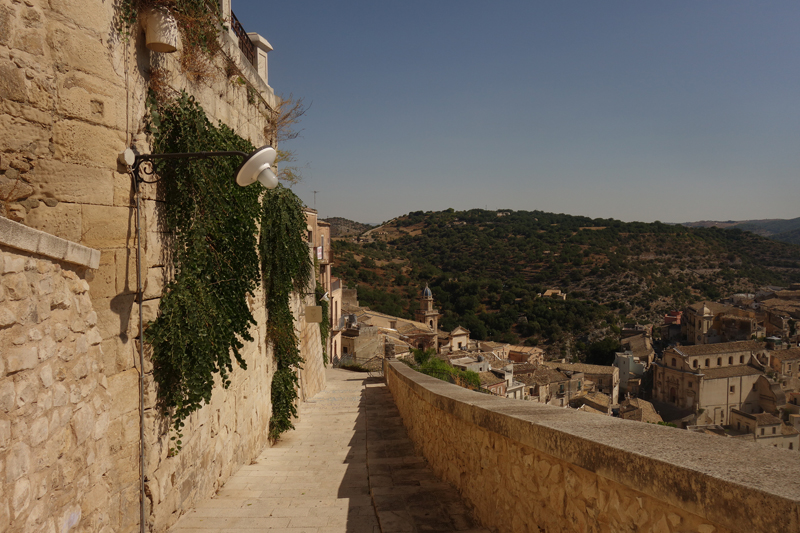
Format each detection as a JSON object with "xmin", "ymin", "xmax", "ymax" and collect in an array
[{"xmin": 415, "ymin": 284, "xmax": 441, "ymax": 332}]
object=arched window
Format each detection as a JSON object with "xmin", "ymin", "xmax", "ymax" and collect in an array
[
  {"xmin": 705, "ymin": 359, "xmax": 710, "ymax": 367},
  {"xmin": 693, "ymin": 360, "xmax": 698, "ymax": 368}
]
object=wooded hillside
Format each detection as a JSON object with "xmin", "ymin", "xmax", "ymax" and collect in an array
[{"xmin": 332, "ymin": 209, "xmax": 800, "ymax": 355}]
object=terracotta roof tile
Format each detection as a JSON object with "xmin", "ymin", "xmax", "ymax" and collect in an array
[
  {"xmin": 700, "ymin": 365, "xmax": 763, "ymax": 379},
  {"xmin": 673, "ymin": 341, "xmax": 765, "ymax": 357},
  {"xmin": 479, "ymin": 372, "xmax": 504, "ymax": 387},
  {"xmin": 542, "ymin": 362, "xmax": 616, "ymax": 375},
  {"xmin": 770, "ymin": 348, "xmax": 800, "ymax": 362}
]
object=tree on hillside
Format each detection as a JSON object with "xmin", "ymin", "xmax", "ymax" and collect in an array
[{"xmin": 584, "ymin": 337, "xmax": 621, "ymax": 366}]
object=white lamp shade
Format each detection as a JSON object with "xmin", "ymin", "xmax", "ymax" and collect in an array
[
  {"xmin": 235, "ymin": 146, "xmax": 277, "ymax": 187},
  {"xmin": 257, "ymin": 166, "xmax": 278, "ymax": 189}
]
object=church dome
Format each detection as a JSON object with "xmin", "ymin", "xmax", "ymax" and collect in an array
[{"xmin": 422, "ymin": 284, "xmax": 432, "ymax": 299}]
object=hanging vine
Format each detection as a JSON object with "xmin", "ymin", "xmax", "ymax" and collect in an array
[
  {"xmin": 144, "ymin": 92, "xmax": 262, "ymax": 451},
  {"xmin": 260, "ymin": 186, "xmax": 314, "ymax": 442}
]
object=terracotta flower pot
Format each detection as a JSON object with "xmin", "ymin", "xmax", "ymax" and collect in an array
[{"xmin": 140, "ymin": 7, "xmax": 180, "ymax": 53}]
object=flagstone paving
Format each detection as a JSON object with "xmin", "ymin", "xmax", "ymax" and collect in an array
[{"xmin": 170, "ymin": 367, "xmax": 489, "ymax": 533}]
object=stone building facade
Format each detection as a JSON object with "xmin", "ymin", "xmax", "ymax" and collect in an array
[
  {"xmin": 653, "ymin": 341, "xmax": 769, "ymax": 425},
  {"xmin": 1, "ymin": 2, "xmax": 325, "ymax": 532}
]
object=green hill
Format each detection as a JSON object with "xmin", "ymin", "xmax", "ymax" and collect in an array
[
  {"xmin": 333, "ymin": 209, "xmax": 800, "ymax": 355},
  {"xmin": 684, "ymin": 217, "xmax": 800, "ymax": 245}
]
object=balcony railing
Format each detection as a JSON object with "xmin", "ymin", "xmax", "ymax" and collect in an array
[{"xmin": 230, "ymin": 10, "xmax": 255, "ymax": 65}]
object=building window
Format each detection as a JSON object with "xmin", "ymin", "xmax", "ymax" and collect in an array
[
  {"xmin": 693, "ymin": 359, "xmax": 698, "ymax": 368},
  {"xmin": 730, "ymin": 385, "xmax": 735, "ymax": 393},
  {"xmin": 671, "ymin": 358, "xmax": 676, "ymax": 367},
  {"xmin": 728, "ymin": 356, "xmax": 733, "ymax": 365},
  {"xmin": 761, "ymin": 428, "xmax": 764, "ymax": 436},
  {"xmin": 688, "ymin": 382, "xmax": 692, "ymax": 388},
  {"xmin": 343, "ymin": 346, "xmax": 348, "ymax": 354},
  {"xmin": 737, "ymin": 422, "xmax": 741, "ymax": 430},
  {"xmin": 705, "ymin": 359, "xmax": 710, "ymax": 367},
  {"xmin": 717, "ymin": 357, "xmax": 721, "ymax": 366},
  {"xmin": 773, "ymin": 427, "xmax": 776, "ymax": 434},
  {"xmin": 739, "ymin": 355, "xmax": 744, "ymax": 363}
]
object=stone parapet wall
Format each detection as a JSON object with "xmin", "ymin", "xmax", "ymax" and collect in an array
[
  {"xmin": 385, "ymin": 361, "xmax": 800, "ymax": 533},
  {"xmin": 0, "ymin": 244, "xmax": 109, "ymax": 532}
]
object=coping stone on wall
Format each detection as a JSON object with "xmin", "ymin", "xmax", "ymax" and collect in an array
[{"xmin": 0, "ymin": 216, "xmax": 101, "ymax": 269}]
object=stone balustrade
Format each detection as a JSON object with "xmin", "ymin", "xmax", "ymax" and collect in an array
[{"xmin": 385, "ymin": 360, "xmax": 800, "ymax": 533}]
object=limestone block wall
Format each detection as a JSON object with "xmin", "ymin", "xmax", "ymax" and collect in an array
[
  {"xmin": 1, "ymin": 1, "xmax": 325, "ymax": 531},
  {"xmin": 0, "ymin": 242, "xmax": 109, "ymax": 533},
  {"xmin": 144, "ymin": 294, "xmax": 276, "ymax": 531},
  {"xmin": 292, "ymin": 292, "xmax": 325, "ymax": 403},
  {"xmin": 385, "ymin": 361, "xmax": 800, "ymax": 533}
]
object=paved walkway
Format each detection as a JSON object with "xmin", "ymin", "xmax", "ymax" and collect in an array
[{"xmin": 171, "ymin": 368, "xmax": 488, "ymax": 533}]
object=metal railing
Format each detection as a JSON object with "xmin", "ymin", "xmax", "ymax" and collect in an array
[{"xmin": 230, "ymin": 10, "xmax": 255, "ymax": 65}]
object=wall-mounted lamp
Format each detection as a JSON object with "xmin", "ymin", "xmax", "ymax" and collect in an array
[{"xmin": 120, "ymin": 146, "xmax": 278, "ymax": 189}]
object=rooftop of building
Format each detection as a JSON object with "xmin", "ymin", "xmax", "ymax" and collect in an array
[
  {"xmin": 770, "ymin": 347, "xmax": 800, "ymax": 362},
  {"xmin": 478, "ymin": 371, "xmax": 505, "ymax": 387},
  {"xmin": 619, "ymin": 398, "xmax": 663, "ymax": 424},
  {"xmin": 672, "ymin": 340, "xmax": 765, "ymax": 357},
  {"xmin": 517, "ymin": 367, "xmax": 570, "ymax": 386},
  {"xmin": 512, "ymin": 363, "xmax": 538, "ymax": 375},
  {"xmin": 753, "ymin": 412, "xmax": 783, "ymax": 426},
  {"xmin": 542, "ymin": 361, "xmax": 617, "ymax": 375},
  {"xmin": 478, "ymin": 340, "xmax": 507, "ymax": 349},
  {"xmin": 508, "ymin": 345, "xmax": 544, "ymax": 354},
  {"xmin": 700, "ymin": 365, "xmax": 763, "ymax": 379}
]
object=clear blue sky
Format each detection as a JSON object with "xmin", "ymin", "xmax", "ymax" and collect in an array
[{"xmin": 233, "ymin": 1, "xmax": 800, "ymax": 225}]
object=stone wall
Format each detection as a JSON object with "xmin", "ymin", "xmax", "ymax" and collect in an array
[
  {"xmin": 385, "ymin": 361, "xmax": 800, "ymax": 533},
  {"xmin": 1, "ymin": 1, "xmax": 325, "ymax": 531},
  {"xmin": 0, "ymin": 240, "xmax": 108, "ymax": 532}
]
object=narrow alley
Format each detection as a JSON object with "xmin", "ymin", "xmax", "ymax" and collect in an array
[{"xmin": 170, "ymin": 368, "xmax": 489, "ymax": 533}]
